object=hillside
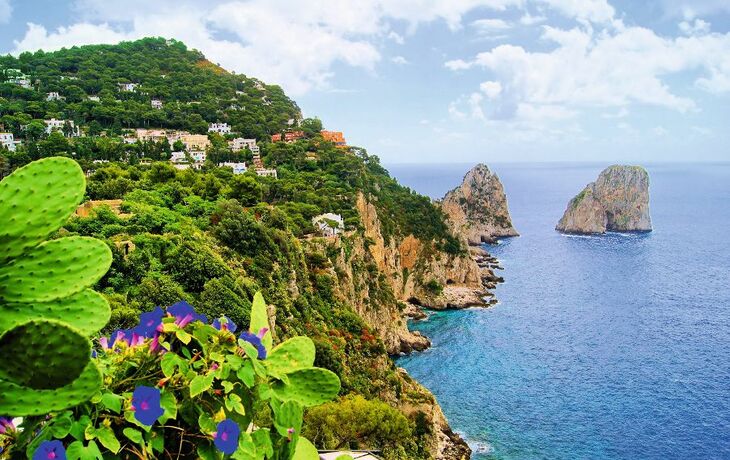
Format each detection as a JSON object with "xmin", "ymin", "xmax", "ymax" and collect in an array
[{"xmin": 0, "ymin": 38, "xmax": 480, "ymax": 459}]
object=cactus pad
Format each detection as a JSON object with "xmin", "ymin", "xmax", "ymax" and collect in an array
[
  {"xmin": 271, "ymin": 367, "xmax": 340, "ymax": 407},
  {"xmin": 0, "ymin": 360, "xmax": 102, "ymax": 416},
  {"xmin": 0, "ymin": 320, "xmax": 90, "ymax": 388},
  {"xmin": 265, "ymin": 337, "xmax": 315, "ymax": 377},
  {"xmin": 0, "ymin": 236, "xmax": 112, "ymax": 303},
  {"xmin": 0, "ymin": 289, "xmax": 110, "ymax": 336},
  {"xmin": 0, "ymin": 157, "xmax": 85, "ymax": 264}
]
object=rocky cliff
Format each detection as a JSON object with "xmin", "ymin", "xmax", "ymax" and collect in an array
[
  {"xmin": 556, "ymin": 165, "xmax": 652, "ymax": 234},
  {"xmin": 441, "ymin": 164, "xmax": 518, "ymax": 244}
]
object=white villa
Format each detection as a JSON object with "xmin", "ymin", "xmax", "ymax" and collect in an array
[
  {"xmin": 44, "ymin": 119, "xmax": 80, "ymax": 137},
  {"xmin": 118, "ymin": 82, "xmax": 138, "ymax": 92},
  {"xmin": 254, "ymin": 168, "xmax": 277, "ymax": 179},
  {"xmin": 312, "ymin": 213, "xmax": 345, "ymax": 237},
  {"xmin": 0, "ymin": 133, "xmax": 21, "ymax": 152},
  {"xmin": 220, "ymin": 162, "xmax": 248, "ymax": 174},
  {"xmin": 46, "ymin": 92, "xmax": 63, "ymax": 101},
  {"xmin": 208, "ymin": 122, "xmax": 231, "ymax": 134},
  {"xmin": 87, "ymin": 95, "xmax": 100, "ymax": 102},
  {"xmin": 229, "ymin": 138, "xmax": 259, "ymax": 154},
  {"xmin": 151, "ymin": 99, "xmax": 163, "ymax": 109}
]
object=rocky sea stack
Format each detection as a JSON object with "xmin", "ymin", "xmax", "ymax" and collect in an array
[
  {"xmin": 441, "ymin": 163, "xmax": 518, "ymax": 244},
  {"xmin": 556, "ymin": 165, "xmax": 652, "ymax": 234}
]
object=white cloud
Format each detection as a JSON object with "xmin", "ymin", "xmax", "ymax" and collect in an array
[
  {"xmin": 391, "ymin": 55, "xmax": 409, "ymax": 65},
  {"xmin": 388, "ymin": 31, "xmax": 405, "ymax": 44},
  {"xmin": 519, "ymin": 13, "xmax": 546, "ymax": 25},
  {"xmin": 679, "ymin": 18, "xmax": 710, "ymax": 36},
  {"xmin": 479, "ymin": 80, "xmax": 503, "ymax": 98},
  {"xmin": 0, "ymin": 0, "xmax": 12, "ymax": 23},
  {"xmin": 446, "ymin": 23, "xmax": 730, "ymax": 122},
  {"xmin": 539, "ymin": 0, "xmax": 615, "ymax": 23},
  {"xmin": 471, "ymin": 18, "xmax": 512, "ymax": 33}
]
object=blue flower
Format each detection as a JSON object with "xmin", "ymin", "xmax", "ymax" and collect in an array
[
  {"xmin": 239, "ymin": 328, "xmax": 268, "ymax": 359},
  {"xmin": 212, "ymin": 316, "xmax": 238, "ymax": 333},
  {"xmin": 167, "ymin": 301, "xmax": 207, "ymax": 325},
  {"xmin": 33, "ymin": 440, "xmax": 66, "ymax": 460},
  {"xmin": 134, "ymin": 306, "xmax": 164, "ymax": 338},
  {"xmin": 0, "ymin": 417, "xmax": 14, "ymax": 434},
  {"xmin": 214, "ymin": 419, "xmax": 240, "ymax": 455},
  {"xmin": 131, "ymin": 386, "xmax": 164, "ymax": 426}
]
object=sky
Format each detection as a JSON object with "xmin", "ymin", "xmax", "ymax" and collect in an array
[{"xmin": 1, "ymin": 0, "xmax": 729, "ymax": 163}]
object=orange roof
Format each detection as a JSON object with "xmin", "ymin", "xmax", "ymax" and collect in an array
[{"xmin": 321, "ymin": 130, "xmax": 346, "ymax": 145}]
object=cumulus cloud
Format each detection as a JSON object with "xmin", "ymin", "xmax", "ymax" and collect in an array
[
  {"xmin": 446, "ymin": 23, "xmax": 730, "ymax": 121},
  {"xmin": 391, "ymin": 56, "xmax": 409, "ymax": 65}
]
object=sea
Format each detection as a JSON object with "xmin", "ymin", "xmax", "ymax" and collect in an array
[{"xmin": 387, "ymin": 162, "xmax": 730, "ymax": 460}]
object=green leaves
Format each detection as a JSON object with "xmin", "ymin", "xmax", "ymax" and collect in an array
[
  {"xmin": 87, "ymin": 425, "xmax": 121, "ymax": 454},
  {"xmin": 0, "ymin": 156, "xmax": 85, "ymax": 264},
  {"xmin": 100, "ymin": 392, "xmax": 123, "ymax": 414},
  {"xmin": 271, "ymin": 368, "xmax": 341, "ymax": 407},
  {"xmin": 190, "ymin": 373, "xmax": 214, "ymax": 398},
  {"xmin": 265, "ymin": 337, "xmax": 316, "ymax": 378},
  {"xmin": 0, "ymin": 236, "xmax": 112, "ymax": 303},
  {"xmin": 249, "ymin": 291, "xmax": 272, "ymax": 351},
  {"xmin": 66, "ymin": 440, "xmax": 104, "ymax": 460},
  {"xmin": 292, "ymin": 437, "xmax": 320, "ymax": 460}
]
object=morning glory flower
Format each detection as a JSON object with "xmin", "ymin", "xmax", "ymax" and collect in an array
[
  {"xmin": 131, "ymin": 386, "xmax": 164, "ymax": 426},
  {"xmin": 0, "ymin": 417, "xmax": 14, "ymax": 434},
  {"xmin": 212, "ymin": 316, "xmax": 238, "ymax": 333},
  {"xmin": 167, "ymin": 301, "xmax": 207, "ymax": 325},
  {"xmin": 213, "ymin": 419, "xmax": 240, "ymax": 455},
  {"xmin": 239, "ymin": 328, "xmax": 268, "ymax": 359},
  {"xmin": 33, "ymin": 440, "xmax": 66, "ymax": 460},
  {"xmin": 134, "ymin": 306, "xmax": 164, "ymax": 338}
]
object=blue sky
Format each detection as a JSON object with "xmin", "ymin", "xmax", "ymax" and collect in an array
[{"xmin": 1, "ymin": 0, "xmax": 729, "ymax": 163}]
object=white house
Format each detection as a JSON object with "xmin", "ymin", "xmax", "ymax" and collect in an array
[
  {"xmin": 151, "ymin": 99, "xmax": 163, "ymax": 109},
  {"xmin": 229, "ymin": 138, "xmax": 259, "ymax": 154},
  {"xmin": 312, "ymin": 213, "xmax": 344, "ymax": 237},
  {"xmin": 118, "ymin": 82, "xmax": 138, "ymax": 92},
  {"xmin": 44, "ymin": 119, "xmax": 80, "ymax": 137},
  {"xmin": 87, "ymin": 95, "xmax": 100, "ymax": 102},
  {"xmin": 254, "ymin": 168, "xmax": 277, "ymax": 179},
  {"xmin": 0, "ymin": 133, "xmax": 21, "ymax": 152},
  {"xmin": 208, "ymin": 122, "xmax": 231, "ymax": 134},
  {"xmin": 46, "ymin": 92, "xmax": 64, "ymax": 101},
  {"xmin": 170, "ymin": 151, "xmax": 187, "ymax": 163},
  {"xmin": 220, "ymin": 162, "xmax": 248, "ymax": 174}
]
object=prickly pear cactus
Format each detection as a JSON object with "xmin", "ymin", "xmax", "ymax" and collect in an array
[{"xmin": 0, "ymin": 157, "xmax": 112, "ymax": 416}]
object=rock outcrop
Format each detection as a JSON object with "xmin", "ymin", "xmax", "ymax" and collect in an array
[
  {"xmin": 556, "ymin": 165, "xmax": 652, "ymax": 234},
  {"xmin": 441, "ymin": 164, "xmax": 518, "ymax": 245}
]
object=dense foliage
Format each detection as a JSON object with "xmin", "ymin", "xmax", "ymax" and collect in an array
[{"xmin": 0, "ymin": 39, "xmax": 466, "ymax": 459}]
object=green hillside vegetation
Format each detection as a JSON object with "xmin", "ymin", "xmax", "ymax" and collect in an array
[{"xmin": 0, "ymin": 38, "xmax": 464, "ymax": 459}]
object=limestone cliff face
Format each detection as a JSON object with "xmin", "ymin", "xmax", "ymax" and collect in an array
[
  {"xmin": 441, "ymin": 164, "xmax": 518, "ymax": 245},
  {"xmin": 556, "ymin": 165, "xmax": 652, "ymax": 234}
]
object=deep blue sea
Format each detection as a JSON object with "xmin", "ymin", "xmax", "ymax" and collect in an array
[{"xmin": 387, "ymin": 163, "xmax": 730, "ymax": 460}]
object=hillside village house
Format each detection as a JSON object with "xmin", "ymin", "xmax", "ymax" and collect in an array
[
  {"xmin": 208, "ymin": 122, "xmax": 231, "ymax": 134},
  {"xmin": 87, "ymin": 95, "xmax": 100, "ymax": 102},
  {"xmin": 0, "ymin": 133, "xmax": 21, "ymax": 152},
  {"xmin": 3, "ymin": 68, "xmax": 32, "ymax": 88},
  {"xmin": 229, "ymin": 138, "xmax": 259, "ymax": 154},
  {"xmin": 151, "ymin": 99, "xmax": 163, "ymax": 109},
  {"xmin": 118, "ymin": 82, "xmax": 138, "ymax": 92},
  {"xmin": 220, "ymin": 162, "xmax": 247, "ymax": 174},
  {"xmin": 44, "ymin": 118, "xmax": 80, "ymax": 137},
  {"xmin": 175, "ymin": 133, "xmax": 211, "ymax": 151},
  {"xmin": 254, "ymin": 168, "xmax": 278, "ymax": 179},
  {"xmin": 46, "ymin": 92, "xmax": 63, "ymax": 101},
  {"xmin": 320, "ymin": 130, "xmax": 347, "ymax": 147},
  {"xmin": 312, "ymin": 213, "xmax": 345, "ymax": 237},
  {"xmin": 271, "ymin": 131, "xmax": 305, "ymax": 143},
  {"xmin": 133, "ymin": 128, "xmax": 169, "ymax": 143}
]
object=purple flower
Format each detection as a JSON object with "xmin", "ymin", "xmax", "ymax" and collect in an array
[
  {"xmin": 33, "ymin": 440, "xmax": 66, "ymax": 460},
  {"xmin": 131, "ymin": 386, "xmax": 164, "ymax": 426},
  {"xmin": 167, "ymin": 301, "xmax": 207, "ymax": 325},
  {"xmin": 239, "ymin": 328, "xmax": 268, "ymax": 359},
  {"xmin": 214, "ymin": 419, "xmax": 240, "ymax": 455},
  {"xmin": 0, "ymin": 417, "xmax": 14, "ymax": 434},
  {"xmin": 134, "ymin": 306, "xmax": 164, "ymax": 338},
  {"xmin": 212, "ymin": 316, "xmax": 238, "ymax": 333}
]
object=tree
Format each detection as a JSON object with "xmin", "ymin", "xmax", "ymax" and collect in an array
[
  {"xmin": 226, "ymin": 174, "xmax": 262, "ymax": 206},
  {"xmin": 300, "ymin": 117, "xmax": 322, "ymax": 137}
]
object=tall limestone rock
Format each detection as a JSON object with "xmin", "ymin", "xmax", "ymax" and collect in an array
[
  {"xmin": 441, "ymin": 164, "xmax": 518, "ymax": 244},
  {"xmin": 556, "ymin": 165, "xmax": 652, "ymax": 234}
]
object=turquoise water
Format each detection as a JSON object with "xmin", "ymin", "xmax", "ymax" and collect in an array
[{"xmin": 388, "ymin": 163, "xmax": 730, "ymax": 460}]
